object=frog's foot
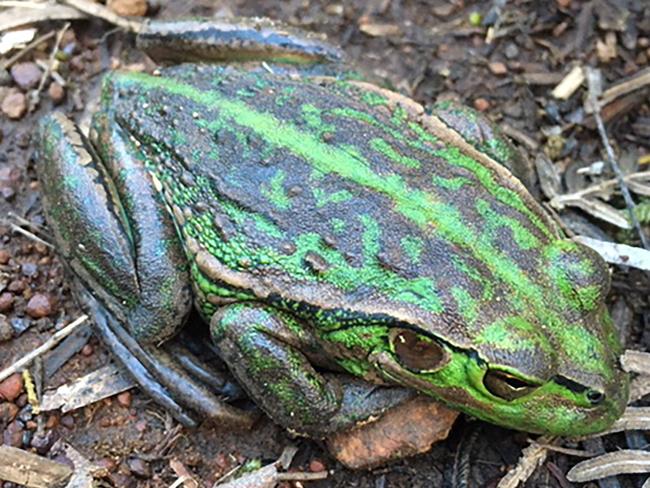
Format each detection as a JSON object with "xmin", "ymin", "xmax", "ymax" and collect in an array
[
  {"xmin": 211, "ymin": 303, "xmax": 414, "ymax": 437},
  {"xmin": 79, "ymin": 286, "xmax": 257, "ymax": 429}
]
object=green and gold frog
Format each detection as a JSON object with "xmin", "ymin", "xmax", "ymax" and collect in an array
[{"xmin": 35, "ymin": 18, "xmax": 628, "ymax": 438}]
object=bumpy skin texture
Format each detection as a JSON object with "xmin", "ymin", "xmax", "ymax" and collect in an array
[{"xmin": 35, "ymin": 25, "xmax": 629, "ymax": 437}]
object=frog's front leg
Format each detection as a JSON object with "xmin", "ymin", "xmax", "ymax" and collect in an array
[
  {"xmin": 35, "ymin": 112, "xmax": 253, "ymax": 428},
  {"xmin": 211, "ymin": 303, "xmax": 414, "ymax": 437}
]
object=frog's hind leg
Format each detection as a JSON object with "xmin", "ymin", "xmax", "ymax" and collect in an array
[
  {"xmin": 136, "ymin": 17, "xmax": 344, "ymax": 68},
  {"xmin": 211, "ymin": 303, "xmax": 414, "ymax": 437},
  {"xmin": 35, "ymin": 112, "xmax": 254, "ymax": 428}
]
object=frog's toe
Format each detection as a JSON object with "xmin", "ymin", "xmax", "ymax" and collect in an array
[{"xmin": 79, "ymin": 287, "xmax": 257, "ymax": 429}]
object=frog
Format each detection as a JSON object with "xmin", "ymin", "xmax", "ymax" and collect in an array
[{"xmin": 34, "ymin": 17, "xmax": 629, "ymax": 439}]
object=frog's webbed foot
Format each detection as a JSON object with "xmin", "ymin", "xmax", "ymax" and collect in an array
[
  {"xmin": 35, "ymin": 113, "xmax": 254, "ymax": 428},
  {"xmin": 211, "ymin": 303, "xmax": 414, "ymax": 437}
]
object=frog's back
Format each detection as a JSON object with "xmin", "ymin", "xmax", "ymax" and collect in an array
[{"xmin": 106, "ymin": 66, "xmax": 611, "ymax": 380}]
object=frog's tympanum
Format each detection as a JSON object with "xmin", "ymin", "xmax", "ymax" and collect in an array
[{"xmin": 35, "ymin": 18, "xmax": 628, "ymax": 438}]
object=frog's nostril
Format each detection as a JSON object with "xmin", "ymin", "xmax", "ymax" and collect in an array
[{"xmin": 587, "ymin": 390, "xmax": 605, "ymax": 405}]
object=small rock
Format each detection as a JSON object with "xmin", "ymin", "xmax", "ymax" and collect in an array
[
  {"xmin": 109, "ymin": 472, "xmax": 136, "ymax": 488},
  {"xmin": 0, "ymin": 165, "xmax": 20, "ymax": 200},
  {"xmin": 0, "ymin": 248, "xmax": 10, "ymax": 264},
  {"xmin": 0, "ymin": 314, "xmax": 12, "ymax": 342},
  {"xmin": 135, "ymin": 419, "xmax": 147, "ymax": 432},
  {"xmin": 309, "ymin": 459, "xmax": 327, "ymax": 473},
  {"xmin": 3, "ymin": 419, "xmax": 24, "ymax": 447},
  {"xmin": 488, "ymin": 61, "xmax": 508, "ymax": 75},
  {"xmin": 25, "ymin": 292, "xmax": 55, "ymax": 318},
  {"xmin": 0, "ymin": 68, "xmax": 11, "ymax": 86},
  {"xmin": 556, "ymin": 0, "xmax": 571, "ymax": 8},
  {"xmin": 473, "ymin": 97, "xmax": 490, "ymax": 111},
  {"xmin": 60, "ymin": 415, "xmax": 74, "ymax": 428},
  {"xmin": 10, "ymin": 316, "xmax": 30, "ymax": 335},
  {"xmin": 31, "ymin": 429, "xmax": 57, "ymax": 454},
  {"xmin": 0, "ymin": 374, "xmax": 24, "ymax": 402},
  {"xmin": 0, "ymin": 402, "xmax": 19, "ymax": 428},
  {"xmin": 10, "ymin": 62, "xmax": 41, "ymax": 90},
  {"xmin": 432, "ymin": 4, "xmax": 456, "ymax": 17},
  {"xmin": 48, "ymin": 82, "xmax": 65, "ymax": 104},
  {"xmin": 1, "ymin": 88, "xmax": 27, "ymax": 120},
  {"xmin": 81, "ymin": 344, "xmax": 94, "ymax": 356},
  {"xmin": 7, "ymin": 279, "xmax": 25, "ymax": 293},
  {"xmin": 0, "ymin": 292, "xmax": 14, "ymax": 312},
  {"xmin": 107, "ymin": 0, "xmax": 147, "ymax": 16},
  {"xmin": 21, "ymin": 262, "xmax": 38, "ymax": 278},
  {"xmin": 504, "ymin": 42, "xmax": 519, "ymax": 59},
  {"xmin": 117, "ymin": 391, "xmax": 132, "ymax": 408},
  {"xmin": 127, "ymin": 457, "xmax": 152, "ymax": 479}
]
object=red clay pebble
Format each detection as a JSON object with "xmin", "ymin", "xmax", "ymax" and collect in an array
[
  {"xmin": 309, "ymin": 459, "xmax": 327, "ymax": 472},
  {"xmin": 0, "ymin": 248, "xmax": 10, "ymax": 264},
  {"xmin": 1, "ymin": 89, "xmax": 27, "ymax": 120},
  {"xmin": 10, "ymin": 62, "xmax": 41, "ymax": 90},
  {"xmin": 0, "ymin": 373, "xmax": 24, "ymax": 402},
  {"xmin": 81, "ymin": 344, "xmax": 93, "ymax": 356},
  {"xmin": 117, "ymin": 391, "xmax": 132, "ymax": 408},
  {"xmin": 107, "ymin": 0, "xmax": 147, "ymax": 16},
  {"xmin": 488, "ymin": 61, "xmax": 508, "ymax": 75},
  {"xmin": 0, "ymin": 292, "xmax": 14, "ymax": 312},
  {"xmin": 0, "ymin": 402, "xmax": 19, "ymax": 426},
  {"xmin": 48, "ymin": 81, "xmax": 65, "ymax": 104},
  {"xmin": 97, "ymin": 457, "xmax": 118, "ymax": 472},
  {"xmin": 25, "ymin": 292, "xmax": 54, "ymax": 318},
  {"xmin": 7, "ymin": 279, "xmax": 26, "ymax": 293},
  {"xmin": 473, "ymin": 97, "xmax": 490, "ymax": 111}
]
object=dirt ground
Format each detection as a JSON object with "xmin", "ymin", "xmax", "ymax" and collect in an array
[{"xmin": 1, "ymin": 0, "xmax": 649, "ymax": 487}]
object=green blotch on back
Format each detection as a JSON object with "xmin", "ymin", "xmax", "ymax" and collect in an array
[
  {"xmin": 451, "ymin": 287, "xmax": 478, "ymax": 324},
  {"xmin": 312, "ymin": 187, "xmax": 353, "ymax": 208},
  {"xmin": 261, "ymin": 169, "xmax": 291, "ymax": 210},
  {"xmin": 401, "ymin": 235, "xmax": 424, "ymax": 264},
  {"xmin": 431, "ymin": 175, "xmax": 472, "ymax": 190},
  {"xmin": 476, "ymin": 199, "xmax": 540, "ymax": 250},
  {"xmin": 370, "ymin": 138, "xmax": 421, "ymax": 169}
]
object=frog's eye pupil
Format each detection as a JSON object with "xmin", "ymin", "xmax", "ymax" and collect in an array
[
  {"xmin": 390, "ymin": 329, "xmax": 448, "ymax": 373},
  {"xmin": 587, "ymin": 390, "xmax": 605, "ymax": 405},
  {"xmin": 484, "ymin": 370, "xmax": 539, "ymax": 401}
]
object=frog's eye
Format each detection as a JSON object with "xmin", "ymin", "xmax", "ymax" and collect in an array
[
  {"xmin": 390, "ymin": 329, "xmax": 449, "ymax": 373},
  {"xmin": 483, "ymin": 370, "xmax": 539, "ymax": 401}
]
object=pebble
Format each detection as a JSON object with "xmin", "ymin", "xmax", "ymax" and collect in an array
[
  {"xmin": 0, "ymin": 166, "xmax": 21, "ymax": 201},
  {"xmin": 107, "ymin": 0, "xmax": 147, "ymax": 16},
  {"xmin": 81, "ymin": 344, "xmax": 93, "ymax": 356},
  {"xmin": 48, "ymin": 82, "xmax": 65, "ymax": 104},
  {"xmin": 10, "ymin": 317, "xmax": 30, "ymax": 335},
  {"xmin": 0, "ymin": 373, "xmax": 24, "ymax": 401},
  {"xmin": 473, "ymin": 98, "xmax": 490, "ymax": 111},
  {"xmin": 504, "ymin": 42, "xmax": 520, "ymax": 59},
  {"xmin": 31, "ymin": 429, "xmax": 57, "ymax": 454},
  {"xmin": 0, "ymin": 292, "xmax": 14, "ymax": 312},
  {"xmin": 0, "ymin": 402, "xmax": 19, "ymax": 426},
  {"xmin": 0, "ymin": 315, "xmax": 12, "ymax": 342},
  {"xmin": 488, "ymin": 61, "xmax": 508, "ymax": 75},
  {"xmin": 0, "ymin": 248, "xmax": 10, "ymax": 264},
  {"xmin": 116, "ymin": 391, "xmax": 132, "ymax": 408},
  {"xmin": 1, "ymin": 88, "xmax": 26, "ymax": 119},
  {"xmin": 25, "ymin": 292, "xmax": 54, "ymax": 318},
  {"xmin": 3, "ymin": 419, "xmax": 24, "ymax": 447},
  {"xmin": 60, "ymin": 415, "xmax": 74, "ymax": 429},
  {"xmin": 7, "ymin": 279, "xmax": 25, "ymax": 293},
  {"xmin": 21, "ymin": 262, "xmax": 38, "ymax": 278},
  {"xmin": 309, "ymin": 459, "xmax": 327, "ymax": 472},
  {"xmin": 10, "ymin": 62, "xmax": 41, "ymax": 90},
  {"xmin": 127, "ymin": 457, "xmax": 152, "ymax": 479}
]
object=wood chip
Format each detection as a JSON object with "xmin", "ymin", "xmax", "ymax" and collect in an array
[
  {"xmin": 574, "ymin": 236, "xmax": 650, "ymax": 271},
  {"xmin": 40, "ymin": 363, "xmax": 134, "ymax": 413},
  {"xmin": 621, "ymin": 350, "xmax": 650, "ymax": 374},
  {"xmin": 0, "ymin": 28, "xmax": 36, "ymax": 55},
  {"xmin": 0, "ymin": 446, "xmax": 72, "ymax": 488},
  {"xmin": 567, "ymin": 450, "xmax": 650, "ymax": 482},
  {"xmin": 0, "ymin": 6, "xmax": 84, "ymax": 32},
  {"xmin": 594, "ymin": 407, "xmax": 650, "ymax": 436},
  {"xmin": 358, "ymin": 21, "xmax": 401, "ymax": 37},
  {"xmin": 552, "ymin": 65, "xmax": 585, "ymax": 100}
]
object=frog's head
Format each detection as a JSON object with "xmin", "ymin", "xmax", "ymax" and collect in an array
[{"xmin": 369, "ymin": 239, "xmax": 628, "ymax": 436}]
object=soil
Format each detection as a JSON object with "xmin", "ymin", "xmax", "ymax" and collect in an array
[{"xmin": 1, "ymin": 1, "xmax": 649, "ymax": 487}]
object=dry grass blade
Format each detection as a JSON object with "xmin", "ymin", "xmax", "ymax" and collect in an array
[
  {"xmin": 496, "ymin": 437, "xmax": 553, "ymax": 488},
  {"xmin": 594, "ymin": 407, "xmax": 650, "ymax": 436},
  {"xmin": 575, "ymin": 236, "xmax": 650, "ymax": 271},
  {"xmin": 567, "ymin": 450, "xmax": 650, "ymax": 482},
  {"xmin": 0, "ymin": 5, "xmax": 84, "ymax": 32}
]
